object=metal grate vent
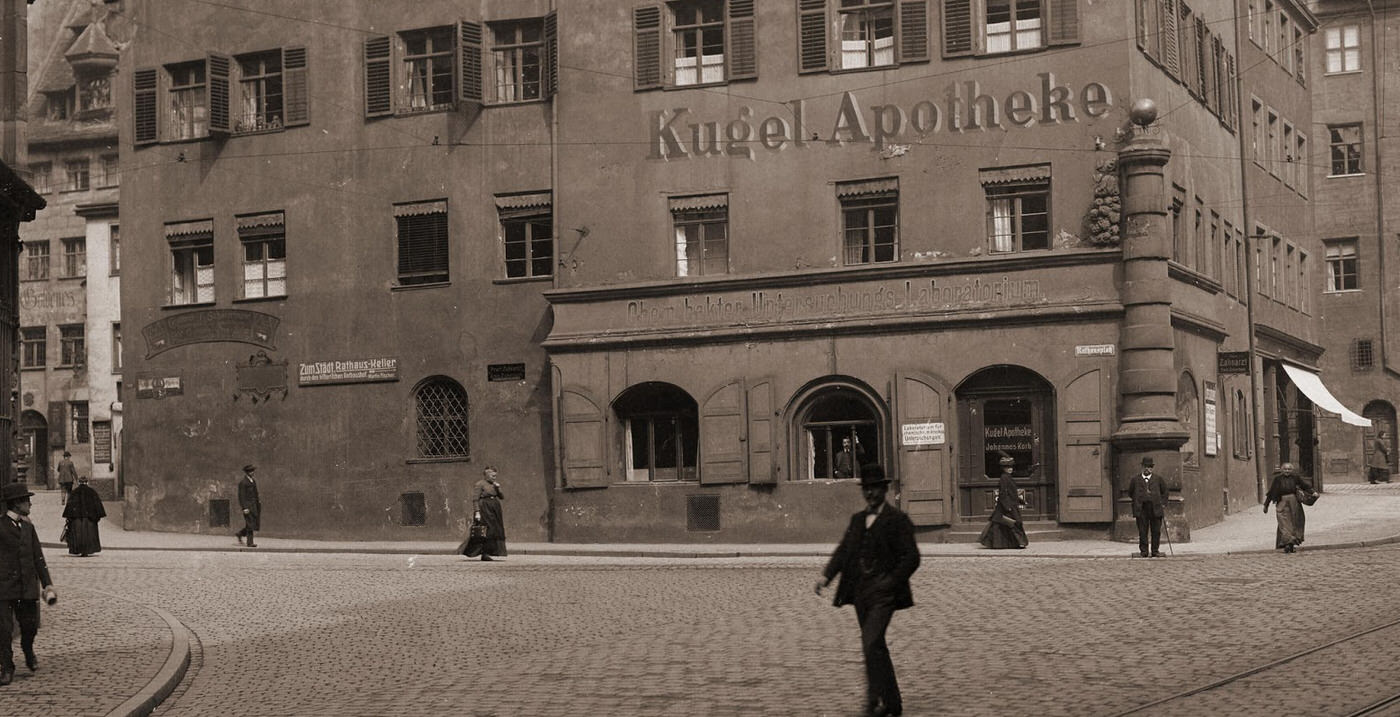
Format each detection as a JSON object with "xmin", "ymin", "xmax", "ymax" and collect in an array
[
  {"xmin": 209, "ymin": 499, "xmax": 230, "ymax": 528},
  {"xmin": 687, "ymin": 494, "xmax": 720, "ymax": 532},
  {"xmin": 401, "ymin": 492, "xmax": 426, "ymax": 526}
]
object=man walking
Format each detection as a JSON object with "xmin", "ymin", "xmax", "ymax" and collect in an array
[
  {"xmin": 1368, "ymin": 430, "xmax": 1391, "ymax": 484},
  {"xmin": 1, "ymin": 483, "xmax": 57, "ymax": 686},
  {"xmin": 56, "ymin": 451, "xmax": 76, "ymax": 505},
  {"xmin": 235, "ymin": 464, "xmax": 261, "ymax": 547},
  {"xmin": 815, "ymin": 465, "xmax": 920, "ymax": 717},
  {"xmin": 1128, "ymin": 456, "xmax": 1168, "ymax": 557}
]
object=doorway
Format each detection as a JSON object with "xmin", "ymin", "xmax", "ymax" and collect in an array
[
  {"xmin": 19, "ymin": 410, "xmax": 48, "ymax": 487},
  {"xmin": 956, "ymin": 366, "xmax": 1057, "ymax": 521}
]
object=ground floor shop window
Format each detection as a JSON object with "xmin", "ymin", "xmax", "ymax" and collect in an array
[
  {"xmin": 614, "ymin": 382, "xmax": 698, "ymax": 482},
  {"xmin": 796, "ymin": 385, "xmax": 880, "ymax": 481}
]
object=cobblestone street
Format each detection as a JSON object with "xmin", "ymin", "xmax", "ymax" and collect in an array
[{"xmin": 11, "ymin": 545, "xmax": 1400, "ymax": 716}]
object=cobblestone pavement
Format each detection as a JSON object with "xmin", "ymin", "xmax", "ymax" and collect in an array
[{"xmin": 12, "ymin": 544, "xmax": 1397, "ymax": 717}]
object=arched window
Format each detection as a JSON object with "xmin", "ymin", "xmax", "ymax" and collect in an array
[
  {"xmin": 414, "ymin": 377, "xmax": 469, "ymax": 459},
  {"xmin": 795, "ymin": 384, "xmax": 881, "ymax": 481},
  {"xmin": 613, "ymin": 382, "xmax": 698, "ymax": 482},
  {"xmin": 1177, "ymin": 371, "xmax": 1200, "ymax": 467}
]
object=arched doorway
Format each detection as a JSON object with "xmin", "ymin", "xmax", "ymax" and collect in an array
[
  {"xmin": 613, "ymin": 382, "xmax": 698, "ymax": 482},
  {"xmin": 790, "ymin": 380, "xmax": 884, "ymax": 481},
  {"xmin": 19, "ymin": 410, "xmax": 48, "ymax": 487},
  {"xmin": 956, "ymin": 365, "xmax": 1057, "ymax": 521}
]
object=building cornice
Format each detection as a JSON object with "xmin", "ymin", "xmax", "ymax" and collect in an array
[{"xmin": 74, "ymin": 201, "xmax": 118, "ymax": 218}]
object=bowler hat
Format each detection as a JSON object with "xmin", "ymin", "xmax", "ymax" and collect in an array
[
  {"xmin": 243, "ymin": 464, "xmax": 256, "ymax": 473},
  {"xmin": 858, "ymin": 465, "xmax": 891, "ymax": 487},
  {"xmin": 1141, "ymin": 457, "xmax": 1155, "ymax": 467},
  {"xmin": 1, "ymin": 482, "xmax": 35, "ymax": 503}
]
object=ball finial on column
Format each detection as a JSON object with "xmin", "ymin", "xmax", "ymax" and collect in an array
[{"xmin": 1129, "ymin": 98, "xmax": 1158, "ymax": 128}]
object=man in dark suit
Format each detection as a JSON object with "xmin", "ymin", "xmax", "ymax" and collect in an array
[
  {"xmin": 815, "ymin": 465, "xmax": 920, "ymax": 717},
  {"xmin": 0, "ymin": 483, "xmax": 57, "ymax": 686},
  {"xmin": 1128, "ymin": 456, "xmax": 1168, "ymax": 557},
  {"xmin": 235, "ymin": 464, "xmax": 261, "ymax": 547}
]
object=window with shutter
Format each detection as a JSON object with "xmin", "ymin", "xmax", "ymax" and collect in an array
[
  {"xmin": 728, "ymin": 0, "xmax": 758, "ymax": 79},
  {"xmin": 634, "ymin": 2, "xmax": 758, "ymax": 89},
  {"xmin": 394, "ymin": 201, "xmax": 450, "ymax": 286},
  {"xmin": 459, "ymin": 20, "xmax": 484, "ymax": 104},
  {"xmin": 133, "ymin": 68, "xmax": 159, "ymax": 144},
  {"xmin": 634, "ymin": 5, "xmax": 664, "ymax": 89},
  {"xmin": 364, "ymin": 36, "xmax": 393, "ymax": 117},
  {"xmin": 942, "ymin": 0, "xmax": 975, "ymax": 57},
  {"xmin": 798, "ymin": 0, "xmax": 829, "ymax": 72},
  {"xmin": 283, "ymin": 47, "xmax": 309, "ymax": 126}
]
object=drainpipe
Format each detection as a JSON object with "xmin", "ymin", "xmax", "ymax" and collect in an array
[
  {"xmin": 1365, "ymin": 0, "xmax": 1396, "ymax": 379},
  {"xmin": 546, "ymin": 0, "xmax": 560, "ymax": 543}
]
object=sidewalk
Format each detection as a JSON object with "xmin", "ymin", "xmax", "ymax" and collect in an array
[{"xmin": 12, "ymin": 483, "xmax": 1400, "ymax": 717}]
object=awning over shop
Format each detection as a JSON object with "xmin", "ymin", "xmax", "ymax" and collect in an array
[{"xmin": 1281, "ymin": 364, "xmax": 1372, "ymax": 427}]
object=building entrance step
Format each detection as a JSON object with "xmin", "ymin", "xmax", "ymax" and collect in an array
[{"xmin": 946, "ymin": 520, "xmax": 1063, "ymax": 543}]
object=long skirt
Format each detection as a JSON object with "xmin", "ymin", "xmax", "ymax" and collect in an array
[
  {"xmin": 1274, "ymin": 494, "xmax": 1305, "ymax": 548},
  {"xmin": 978, "ymin": 510, "xmax": 1028, "ymax": 549},
  {"xmin": 66, "ymin": 517, "xmax": 102, "ymax": 556},
  {"xmin": 462, "ymin": 496, "xmax": 507, "ymax": 558}
]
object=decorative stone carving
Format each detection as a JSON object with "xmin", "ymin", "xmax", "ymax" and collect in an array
[{"xmin": 1085, "ymin": 158, "xmax": 1121, "ymax": 246}]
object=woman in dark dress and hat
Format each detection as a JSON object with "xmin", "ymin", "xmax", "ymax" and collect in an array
[
  {"xmin": 462, "ymin": 466, "xmax": 507, "ymax": 561},
  {"xmin": 978, "ymin": 454, "xmax": 1028, "ymax": 549},
  {"xmin": 61, "ymin": 476, "xmax": 105, "ymax": 556}
]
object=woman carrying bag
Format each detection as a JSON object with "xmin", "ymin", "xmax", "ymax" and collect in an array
[
  {"xmin": 1263, "ymin": 462, "xmax": 1310, "ymax": 553},
  {"xmin": 461, "ymin": 466, "xmax": 507, "ymax": 561},
  {"xmin": 979, "ymin": 455, "xmax": 1029, "ymax": 549}
]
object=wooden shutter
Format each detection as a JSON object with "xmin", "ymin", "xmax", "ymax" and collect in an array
[
  {"xmin": 133, "ymin": 67, "xmax": 159, "ymax": 144},
  {"xmin": 48, "ymin": 402, "xmax": 64, "ymax": 447},
  {"xmin": 727, "ymin": 0, "xmax": 758, "ymax": 80},
  {"xmin": 797, "ymin": 0, "xmax": 828, "ymax": 73},
  {"xmin": 282, "ymin": 46, "xmax": 309, "ymax": 126},
  {"xmin": 458, "ymin": 20, "xmax": 483, "ymax": 105},
  {"xmin": 544, "ymin": 11, "xmax": 559, "ymax": 97},
  {"xmin": 207, "ymin": 53, "xmax": 233, "ymax": 136},
  {"xmin": 894, "ymin": 372, "xmax": 952, "ymax": 526},
  {"xmin": 700, "ymin": 380, "xmax": 747, "ymax": 484},
  {"xmin": 562, "ymin": 388, "xmax": 610, "ymax": 488},
  {"xmin": 1194, "ymin": 16, "xmax": 1207, "ymax": 97},
  {"xmin": 898, "ymin": 0, "xmax": 930, "ymax": 63},
  {"xmin": 396, "ymin": 211, "xmax": 449, "ymax": 284},
  {"xmin": 633, "ymin": 5, "xmax": 663, "ymax": 89},
  {"xmin": 747, "ymin": 380, "xmax": 776, "ymax": 484},
  {"xmin": 1046, "ymin": 0, "xmax": 1080, "ymax": 45},
  {"xmin": 1210, "ymin": 34, "xmax": 1223, "ymax": 116},
  {"xmin": 1160, "ymin": 0, "xmax": 1179, "ymax": 77},
  {"xmin": 1225, "ymin": 52, "xmax": 1238, "ymax": 128},
  {"xmin": 941, "ymin": 0, "xmax": 975, "ymax": 57},
  {"xmin": 364, "ymin": 35, "xmax": 393, "ymax": 117},
  {"xmin": 1058, "ymin": 369, "xmax": 1113, "ymax": 522}
]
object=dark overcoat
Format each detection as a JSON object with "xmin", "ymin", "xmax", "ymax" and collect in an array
[
  {"xmin": 238, "ymin": 475, "xmax": 262, "ymax": 531},
  {"xmin": 822, "ymin": 503, "xmax": 920, "ymax": 609},
  {"xmin": 0, "ymin": 517, "xmax": 52, "ymax": 600},
  {"xmin": 1127, "ymin": 473, "xmax": 1168, "ymax": 518}
]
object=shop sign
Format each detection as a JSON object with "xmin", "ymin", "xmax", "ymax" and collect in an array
[
  {"xmin": 1204, "ymin": 381, "xmax": 1218, "ymax": 457},
  {"xmin": 1218, "ymin": 351, "xmax": 1250, "ymax": 374},
  {"xmin": 901, "ymin": 422, "xmax": 945, "ymax": 446},
  {"xmin": 298, "ymin": 358, "xmax": 398, "ymax": 386},
  {"xmin": 92, "ymin": 421, "xmax": 112, "ymax": 463},
  {"xmin": 136, "ymin": 376, "xmax": 183, "ymax": 399},
  {"xmin": 985, "ymin": 424, "xmax": 1033, "ymax": 452},
  {"xmin": 143, "ymin": 309, "xmax": 279, "ymax": 358},
  {"xmin": 488, "ymin": 363, "xmax": 527, "ymax": 382},
  {"xmin": 1075, "ymin": 344, "xmax": 1116, "ymax": 357}
]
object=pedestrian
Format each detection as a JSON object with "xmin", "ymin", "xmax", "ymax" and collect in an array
[
  {"xmin": 61, "ymin": 475, "xmax": 105, "ymax": 557},
  {"xmin": 1264, "ymin": 462, "xmax": 1308, "ymax": 553},
  {"xmin": 56, "ymin": 452, "xmax": 76, "ymax": 505},
  {"xmin": 978, "ymin": 454, "xmax": 1028, "ymax": 549},
  {"xmin": 814, "ymin": 465, "xmax": 920, "ymax": 717},
  {"xmin": 833, "ymin": 436, "xmax": 861, "ymax": 479},
  {"xmin": 1127, "ymin": 456, "xmax": 1167, "ymax": 557},
  {"xmin": 235, "ymin": 464, "xmax": 261, "ymax": 548},
  {"xmin": 1367, "ymin": 430, "xmax": 1391, "ymax": 484},
  {"xmin": 0, "ymin": 482, "xmax": 57, "ymax": 686},
  {"xmin": 461, "ymin": 466, "xmax": 506, "ymax": 561}
]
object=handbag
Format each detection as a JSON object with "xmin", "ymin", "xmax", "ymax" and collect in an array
[
  {"xmin": 470, "ymin": 510, "xmax": 487, "ymax": 538},
  {"xmin": 1296, "ymin": 487, "xmax": 1319, "ymax": 506}
]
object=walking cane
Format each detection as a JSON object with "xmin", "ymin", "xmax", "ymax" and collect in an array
[{"xmin": 1160, "ymin": 508, "xmax": 1174, "ymax": 557}]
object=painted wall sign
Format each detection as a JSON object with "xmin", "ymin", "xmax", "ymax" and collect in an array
[
  {"xmin": 92, "ymin": 421, "xmax": 112, "ymax": 463},
  {"xmin": 19, "ymin": 285, "xmax": 83, "ymax": 311},
  {"xmin": 136, "ymin": 376, "xmax": 183, "ymax": 399},
  {"xmin": 298, "ymin": 357, "xmax": 399, "ymax": 386},
  {"xmin": 901, "ymin": 422, "xmax": 945, "ymax": 446},
  {"xmin": 648, "ymin": 74, "xmax": 1114, "ymax": 160},
  {"xmin": 984, "ymin": 424, "xmax": 1034, "ymax": 452},
  {"xmin": 1204, "ymin": 381, "xmax": 1219, "ymax": 457},
  {"xmin": 1217, "ymin": 351, "xmax": 1250, "ymax": 374},
  {"xmin": 1075, "ymin": 344, "xmax": 1116, "ymax": 356},
  {"xmin": 488, "ymin": 363, "xmax": 527, "ymax": 382},
  {"xmin": 142, "ymin": 309, "xmax": 279, "ymax": 358}
]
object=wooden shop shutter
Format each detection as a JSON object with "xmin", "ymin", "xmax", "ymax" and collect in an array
[
  {"xmin": 1059, "ymin": 369, "xmax": 1113, "ymax": 522},
  {"xmin": 283, "ymin": 46, "xmax": 310, "ymax": 126},
  {"xmin": 133, "ymin": 67, "xmax": 159, "ymax": 144},
  {"xmin": 634, "ymin": 5, "xmax": 664, "ymax": 90},
  {"xmin": 206, "ymin": 53, "xmax": 233, "ymax": 136},
  {"xmin": 898, "ymin": 0, "xmax": 930, "ymax": 63},
  {"xmin": 458, "ymin": 20, "xmax": 484, "ymax": 105},
  {"xmin": 797, "ymin": 0, "xmax": 828, "ymax": 73},
  {"xmin": 1046, "ymin": 0, "xmax": 1080, "ymax": 46},
  {"xmin": 562, "ymin": 388, "xmax": 610, "ymax": 488},
  {"xmin": 700, "ymin": 380, "xmax": 747, "ymax": 484},
  {"xmin": 747, "ymin": 380, "xmax": 776, "ymax": 484},
  {"xmin": 363, "ymin": 35, "xmax": 393, "ymax": 117},
  {"xmin": 1160, "ymin": 0, "xmax": 1179, "ymax": 78},
  {"xmin": 544, "ymin": 11, "xmax": 559, "ymax": 97},
  {"xmin": 941, "ymin": 0, "xmax": 974, "ymax": 58},
  {"xmin": 894, "ymin": 372, "xmax": 952, "ymax": 526},
  {"xmin": 727, "ymin": 0, "xmax": 758, "ymax": 80}
]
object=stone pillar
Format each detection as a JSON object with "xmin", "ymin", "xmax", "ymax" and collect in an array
[{"xmin": 1111, "ymin": 128, "xmax": 1190, "ymax": 543}]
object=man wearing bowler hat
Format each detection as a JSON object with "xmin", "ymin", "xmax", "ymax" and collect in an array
[
  {"xmin": 815, "ymin": 465, "xmax": 920, "ymax": 717},
  {"xmin": 0, "ymin": 483, "xmax": 57, "ymax": 686},
  {"xmin": 235, "ymin": 464, "xmax": 261, "ymax": 547},
  {"xmin": 1128, "ymin": 456, "xmax": 1168, "ymax": 557}
]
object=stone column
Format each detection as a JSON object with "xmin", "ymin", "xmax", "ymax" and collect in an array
[{"xmin": 1111, "ymin": 126, "xmax": 1190, "ymax": 543}]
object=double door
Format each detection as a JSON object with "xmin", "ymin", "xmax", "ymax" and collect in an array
[{"xmin": 957, "ymin": 392, "xmax": 1056, "ymax": 521}]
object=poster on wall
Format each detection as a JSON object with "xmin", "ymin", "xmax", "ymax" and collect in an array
[
  {"xmin": 901, "ymin": 422, "xmax": 944, "ymax": 446},
  {"xmin": 1204, "ymin": 381, "xmax": 1218, "ymax": 457}
]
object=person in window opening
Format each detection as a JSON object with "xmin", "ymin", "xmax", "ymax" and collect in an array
[
  {"xmin": 1127, "ymin": 456, "xmax": 1167, "ymax": 558},
  {"xmin": 0, "ymin": 482, "xmax": 57, "ymax": 686},
  {"xmin": 834, "ymin": 435, "xmax": 862, "ymax": 480},
  {"xmin": 1264, "ymin": 462, "xmax": 1309, "ymax": 554},
  {"xmin": 1367, "ymin": 430, "xmax": 1391, "ymax": 484},
  {"xmin": 61, "ymin": 475, "xmax": 105, "ymax": 557},
  {"xmin": 815, "ymin": 465, "xmax": 920, "ymax": 717},
  {"xmin": 235, "ymin": 464, "xmax": 261, "ymax": 548},
  {"xmin": 56, "ymin": 452, "xmax": 77, "ymax": 505},
  {"xmin": 462, "ymin": 466, "xmax": 506, "ymax": 561},
  {"xmin": 978, "ymin": 454, "xmax": 1028, "ymax": 549}
]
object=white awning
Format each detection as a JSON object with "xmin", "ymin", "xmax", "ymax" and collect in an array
[{"xmin": 1281, "ymin": 364, "xmax": 1372, "ymax": 427}]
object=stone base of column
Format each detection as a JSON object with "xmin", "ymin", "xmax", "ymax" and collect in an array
[{"xmin": 1112, "ymin": 498, "xmax": 1191, "ymax": 544}]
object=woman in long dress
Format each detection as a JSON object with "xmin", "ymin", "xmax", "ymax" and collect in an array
[
  {"xmin": 462, "ymin": 466, "xmax": 507, "ymax": 561},
  {"xmin": 1263, "ymin": 462, "xmax": 1307, "ymax": 553},
  {"xmin": 979, "ymin": 455, "xmax": 1028, "ymax": 549},
  {"xmin": 63, "ymin": 476, "xmax": 106, "ymax": 556}
]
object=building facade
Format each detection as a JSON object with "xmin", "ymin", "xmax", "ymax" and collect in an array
[{"xmin": 121, "ymin": 0, "xmax": 1347, "ymax": 543}]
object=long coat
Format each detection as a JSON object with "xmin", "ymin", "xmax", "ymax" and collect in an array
[
  {"xmin": 238, "ymin": 475, "xmax": 261, "ymax": 531},
  {"xmin": 0, "ymin": 516, "xmax": 52, "ymax": 600},
  {"xmin": 62, "ymin": 483, "xmax": 106, "ymax": 555},
  {"xmin": 1127, "ymin": 472, "xmax": 1168, "ymax": 518},
  {"xmin": 821, "ymin": 503, "xmax": 920, "ymax": 610}
]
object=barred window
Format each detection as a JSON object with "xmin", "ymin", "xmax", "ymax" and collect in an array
[
  {"xmin": 415, "ymin": 378, "xmax": 469, "ymax": 459},
  {"xmin": 1352, "ymin": 339, "xmax": 1375, "ymax": 372}
]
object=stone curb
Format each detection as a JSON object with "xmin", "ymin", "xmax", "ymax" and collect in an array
[{"xmin": 87, "ymin": 591, "xmax": 192, "ymax": 717}]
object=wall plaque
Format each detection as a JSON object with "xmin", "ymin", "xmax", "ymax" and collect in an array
[
  {"xmin": 298, "ymin": 357, "xmax": 399, "ymax": 386},
  {"xmin": 143, "ymin": 309, "xmax": 279, "ymax": 358},
  {"xmin": 488, "ymin": 363, "xmax": 526, "ymax": 382},
  {"xmin": 1218, "ymin": 351, "xmax": 1250, "ymax": 374},
  {"xmin": 137, "ymin": 376, "xmax": 183, "ymax": 399},
  {"xmin": 901, "ymin": 422, "xmax": 945, "ymax": 446}
]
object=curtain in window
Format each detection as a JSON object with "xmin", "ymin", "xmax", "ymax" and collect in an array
[
  {"xmin": 408, "ymin": 62, "xmax": 429, "ymax": 109},
  {"xmin": 989, "ymin": 198, "xmax": 1014, "ymax": 252}
]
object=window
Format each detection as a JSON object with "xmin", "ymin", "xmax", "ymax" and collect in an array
[
  {"xmin": 983, "ymin": 166, "xmax": 1049, "ymax": 253},
  {"xmin": 940, "ymin": 0, "xmax": 1075, "ymax": 58},
  {"xmin": 838, "ymin": 178, "xmax": 898, "ymax": 264},
  {"xmin": 840, "ymin": 0, "xmax": 897, "ymax": 68},
  {"xmin": 671, "ymin": 1, "xmax": 725, "ymax": 84},
  {"xmin": 1177, "ymin": 372, "xmax": 1199, "ymax": 467},
  {"xmin": 1282, "ymin": 122, "xmax": 1295, "ymax": 187},
  {"xmin": 491, "ymin": 20, "xmax": 545, "ymax": 101},
  {"xmin": 1326, "ymin": 240, "xmax": 1359, "ymax": 292},
  {"xmin": 167, "ymin": 60, "xmax": 208, "ymax": 140},
  {"xmin": 1325, "ymin": 25, "xmax": 1360, "ymax": 73},
  {"xmin": 1352, "ymin": 339, "xmax": 1375, "ymax": 372},
  {"xmin": 394, "ymin": 200, "xmax": 449, "ymax": 286},
  {"xmin": 112, "ymin": 322, "xmax": 122, "ymax": 372},
  {"xmin": 1235, "ymin": 226, "xmax": 1247, "ymax": 301},
  {"xmin": 1295, "ymin": 134, "xmax": 1308, "ymax": 196},
  {"xmin": 65, "ymin": 158, "xmax": 90, "ymax": 191},
  {"xmin": 237, "ymin": 212, "xmax": 286, "ymax": 298},
  {"xmin": 1169, "ymin": 187, "xmax": 1185, "ymax": 263},
  {"xmin": 70, "ymin": 402, "xmax": 90, "ymax": 444},
  {"xmin": 1266, "ymin": 110, "xmax": 1279, "ymax": 176},
  {"xmin": 1285, "ymin": 243, "xmax": 1296, "ymax": 307},
  {"xmin": 1250, "ymin": 98, "xmax": 1263, "ymax": 165},
  {"xmin": 670, "ymin": 195, "xmax": 727, "ymax": 276},
  {"xmin": 800, "ymin": 0, "xmax": 928, "ymax": 72},
  {"xmin": 1209, "ymin": 210, "xmax": 1220, "ymax": 282},
  {"xmin": 1299, "ymin": 251, "xmax": 1309, "ymax": 314},
  {"xmin": 100, "ymin": 154, "xmax": 119, "ymax": 187},
  {"xmin": 24, "ymin": 241, "xmax": 49, "ymax": 281},
  {"xmin": 503, "ymin": 212, "xmax": 553, "ymax": 279},
  {"xmin": 986, "ymin": 0, "xmax": 1042, "ymax": 54},
  {"xmin": 236, "ymin": 51, "xmax": 283, "ymax": 132},
  {"xmin": 1293, "ymin": 26, "xmax": 1305, "ymax": 84},
  {"xmin": 404, "ymin": 27, "xmax": 455, "ymax": 112},
  {"xmin": 45, "ymin": 89, "xmax": 71, "ymax": 120},
  {"xmin": 414, "ymin": 378, "xmax": 469, "ymax": 459},
  {"xmin": 20, "ymin": 328, "xmax": 45, "ymax": 369},
  {"xmin": 1329, "ymin": 124, "xmax": 1363, "ymax": 176},
  {"xmin": 637, "ymin": 3, "xmax": 750, "ymax": 87},
  {"xmin": 110, "ymin": 225, "xmax": 120, "ymax": 275},
  {"xmin": 167, "ymin": 219, "xmax": 215, "ymax": 305},
  {"xmin": 78, "ymin": 75, "xmax": 112, "ymax": 113},
  {"xmin": 1192, "ymin": 197, "xmax": 1203, "ymax": 272},
  {"xmin": 61, "ymin": 238, "xmax": 86, "ymax": 278},
  {"xmin": 59, "ymin": 324, "xmax": 85, "ymax": 368},
  {"xmin": 29, "ymin": 163, "xmax": 50, "ymax": 194},
  {"xmin": 1223, "ymin": 220, "xmax": 1236, "ymax": 297},
  {"xmin": 615, "ymin": 383, "xmax": 699, "ymax": 482},
  {"xmin": 134, "ymin": 49, "xmax": 306, "ymax": 144},
  {"xmin": 1270, "ymin": 235, "xmax": 1280, "ymax": 299}
]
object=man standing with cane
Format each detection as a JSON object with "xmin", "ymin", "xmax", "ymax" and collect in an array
[{"xmin": 1128, "ymin": 457, "xmax": 1168, "ymax": 558}]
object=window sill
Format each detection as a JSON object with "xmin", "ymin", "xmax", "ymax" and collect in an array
[
  {"xmin": 487, "ymin": 97, "xmax": 549, "ymax": 106},
  {"xmin": 613, "ymin": 480, "xmax": 701, "ymax": 486},
  {"xmin": 20, "ymin": 278, "xmax": 50, "ymax": 283},
  {"xmin": 57, "ymin": 275, "xmax": 85, "ymax": 281},
  {"xmin": 1327, "ymin": 173, "xmax": 1366, "ymax": 179},
  {"xmin": 663, "ymin": 81, "xmax": 728, "ymax": 91},
  {"xmin": 405, "ymin": 456, "xmax": 471, "ymax": 465},
  {"xmin": 233, "ymin": 295, "xmax": 288, "ymax": 304},
  {"xmin": 162, "ymin": 301, "xmax": 217, "ymax": 310},
  {"xmin": 493, "ymin": 275, "xmax": 552, "ymax": 285},
  {"xmin": 59, "ymin": 188, "xmax": 91, "ymax": 194},
  {"xmin": 391, "ymin": 281, "xmax": 450, "ymax": 292},
  {"xmin": 392, "ymin": 105, "xmax": 456, "ymax": 119},
  {"xmin": 21, "ymin": 366, "xmax": 46, "ymax": 372},
  {"xmin": 1324, "ymin": 289, "xmax": 1362, "ymax": 295},
  {"xmin": 1323, "ymin": 70, "xmax": 1363, "ymax": 77},
  {"xmin": 232, "ymin": 126, "xmax": 285, "ymax": 137}
]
